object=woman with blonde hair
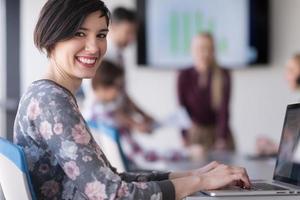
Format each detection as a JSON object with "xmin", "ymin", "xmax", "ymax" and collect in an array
[{"xmin": 178, "ymin": 32, "xmax": 235, "ymax": 151}]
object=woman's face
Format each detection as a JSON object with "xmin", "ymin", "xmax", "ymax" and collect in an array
[
  {"xmin": 111, "ymin": 21, "xmax": 136, "ymax": 49},
  {"xmin": 285, "ymin": 58, "xmax": 300, "ymax": 90},
  {"xmin": 50, "ymin": 11, "xmax": 109, "ymax": 80},
  {"xmin": 94, "ymin": 78, "xmax": 123, "ymax": 103},
  {"xmin": 191, "ymin": 35, "xmax": 214, "ymax": 71}
]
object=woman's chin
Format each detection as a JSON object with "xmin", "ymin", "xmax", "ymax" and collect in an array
[{"xmin": 77, "ymin": 70, "xmax": 97, "ymax": 79}]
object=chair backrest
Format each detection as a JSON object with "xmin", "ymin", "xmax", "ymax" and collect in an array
[
  {"xmin": 0, "ymin": 137, "xmax": 36, "ymax": 200},
  {"xmin": 87, "ymin": 120, "xmax": 129, "ymax": 172}
]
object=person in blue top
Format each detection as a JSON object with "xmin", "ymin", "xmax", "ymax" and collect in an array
[{"xmin": 13, "ymin": 0, "xmax": 251, "ymax": 199}]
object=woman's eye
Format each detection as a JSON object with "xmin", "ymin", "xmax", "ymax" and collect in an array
[
  {"xmin": 97, "ymin": 33, "xmax": 107, "ymax": 39},
  {"xmin": 74, "ymin": 32, "xmax": 85, "ymax": 37}
]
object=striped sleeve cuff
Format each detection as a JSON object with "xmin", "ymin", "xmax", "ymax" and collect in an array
[
  {"xmin": 153, "ymin": 172, "xmax": 170, "ymax": 181},
  {"xmin": 156, "ymin": 180, "xmax": 175, "ymax": 200}
]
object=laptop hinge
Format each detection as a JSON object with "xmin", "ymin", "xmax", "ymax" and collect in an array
[{"xmin": 272, "ymin": 180, "xmax": 300, "ymax": 189}]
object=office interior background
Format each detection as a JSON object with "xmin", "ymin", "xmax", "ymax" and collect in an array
[{"xmin": 1, "ymin": 0, "xmax": 300, "ymax": 154}]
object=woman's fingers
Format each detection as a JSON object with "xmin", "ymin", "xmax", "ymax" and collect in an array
[
  {"xmin": 210, "ymin": 164, "xmax": 251, "ymax": 189},
  {"xmin": 196, "ymin": 161, "xmax": 220, "ymax": 175},
  {"xmin": 204, "ymin": 161, "xmax": 220, "ymax": 171},
  {"xmin": 231, "ymin": 166, "xmax": 251, "ymax": 187},
  {"xmin": 230, "ymin": 171, "xmax": 251, "ymax": 189},
  {"xmin": 198, "ymin": 163, "xmax": 252, "ymax": 191}
]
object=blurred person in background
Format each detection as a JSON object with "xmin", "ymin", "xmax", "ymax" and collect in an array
[
  {"xmin": 256, "ymin": 53, "xmax": 300, "ymax": 156},
  {"xmin": 105, "ymin": 7, "xmax": 136, "ymax": 67},
  {"xmin": 86, "ymin": 60, "xmax": 205, "ymax": 169},
  {"xmin": 177, "ymin": 32, "xmax": 235, "ymax": 152},
  {"xmin": 82, "ymin": 6, "xmax": 156, "ymax": 133},
  {"xmin": 87, "ymin": 60, "xmax": 150, "ymax": 132}
]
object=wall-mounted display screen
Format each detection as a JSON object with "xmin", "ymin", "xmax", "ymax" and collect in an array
[{"xmin": 137, "ymin": 0, "xmax": 269, "ymax": 69}]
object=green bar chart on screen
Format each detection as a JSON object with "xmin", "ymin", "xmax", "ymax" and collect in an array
[
  {"xmin": 146, "ymin": 0, "xmax": 248, "ymax": 67},
  {"xmin": 168, "ymin": 11, "xmax": 229, "ymax": 57}
]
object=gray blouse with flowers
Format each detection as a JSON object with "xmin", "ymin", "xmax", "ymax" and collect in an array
[{"xmin": 13, "ymin": 80, "xmax": 175, "ymax": 200}]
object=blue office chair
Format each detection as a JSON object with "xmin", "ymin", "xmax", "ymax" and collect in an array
[
  {"xmin": 87, "ymin": 120, "xmax": 130, "ymax": 172},
  {"xmin": 0, "ymin": 137, "xmax": 37, "ymax": 200}
]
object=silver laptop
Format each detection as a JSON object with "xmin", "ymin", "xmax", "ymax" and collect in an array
[{"xmin": 203, "ymin": 103, "xmax": 300, "ymax": 196}]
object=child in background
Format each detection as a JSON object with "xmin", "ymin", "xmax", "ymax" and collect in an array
[
  {"xmin": 86, "ymin": 60, "xmax": 204, "ymax": 168},
  {"xmin": 88, "ymin": 60, "xmax": 152, "ymax": 132}
]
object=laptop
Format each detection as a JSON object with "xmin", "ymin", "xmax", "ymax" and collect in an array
[{"xmin": 203, "ymin": 103, "xmax": 300, "ymax": 196}]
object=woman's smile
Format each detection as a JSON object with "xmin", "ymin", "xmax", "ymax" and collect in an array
[{"xmin": 75, "ymin": 55, "xmax": 98, "ymax": 68}]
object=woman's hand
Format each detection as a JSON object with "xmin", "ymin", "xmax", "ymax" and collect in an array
[
  {"xmin": 256, "ymin": 136, "xmax": 278, "ymax": 156},
  {"xmin": 190, "ymin": 161, "xmax": 219, "ymax": 176},
  {"xmin": 198, "ymin": 163, "xmax": 251, "ymax": 190},
  {"xmin": 169, "ymin": 161, "xmax": 217, "ymax": 180},
  {"xmin": 171, "ymin": 162, "xmax": 251, "ymax": 200}
]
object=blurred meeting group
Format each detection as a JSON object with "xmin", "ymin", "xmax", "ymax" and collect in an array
[
  {"xmin": 2, "ymin": 0, "xmax": 300, "ymax": 199},
  {"xmin": 75, "ymin": 0, "xmax": 300, "ymax": 168}
]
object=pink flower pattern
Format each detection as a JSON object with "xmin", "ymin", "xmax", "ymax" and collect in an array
[
  {"xmin": 82, "ymin": 155, "xmax": 92, "ymax": 162},
  {"xmin": 133, "ymin": 182, "xmax": 148, "ymax": 189},
  {"xmin": 39, "ymin": 121, "xmax": 53, "ymax": 140},
  {"xmin": 63, "ymin": 161, "xmax": 80, "ymax": 180},
  {"xmin": 53, "ymin": 123, "xmax": 63, "ymax": 135},
  {"xmin": 14, "ymin": 80, "xmax": 170, "ymax": 199},
  {"xmin": 40, "ymin": 180, "xmax": 59, "ymax": 198},
  {"xmin": 38, "ymin": 164, "xmax": 50, "ymax": 174},
  {"xmin": 85, "ymin": 181, "xmax": 107, "ymax": 200},
  {"xmin": 27, "ymin": 98, "xmax": 41, "ymax": 120},
  {"xmin": 117, "ymin": 182, "xmax": 130, "ymax": 197},
  {"xmin": 72, "ymin": 123, "xmax": 91, "ymax": 144}
]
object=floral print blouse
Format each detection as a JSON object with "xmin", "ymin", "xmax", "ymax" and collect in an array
[{"xmin": 14, "ymin": 80, "xmax": 175, "ymax": 200}]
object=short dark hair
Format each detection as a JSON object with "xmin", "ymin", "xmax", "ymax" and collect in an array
[
  {"xmin": 112, "ymin": 7, "xmax": 136, "ymax": 24},
  {"xmin": 34, "ymin": 0, "xmax": 110, "ymax": 56},
  {"xmin": 92, "ymin": 60, "xmax": 124, "ymax": 90}
]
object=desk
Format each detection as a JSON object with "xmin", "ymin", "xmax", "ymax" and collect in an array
[
  {"xmin": 166, "ymin": 152, "xmax": 275, "ymax": 180},
  {"xmin": 174, "ymin": 153, "xmax": 299, "ymax": 200},
  {"xmin": 186, "ymin": 194, "xmax": 299, "ymax": 200}
]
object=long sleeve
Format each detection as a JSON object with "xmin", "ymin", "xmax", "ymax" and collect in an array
[
  {"xmin": 177, "ymin": 70, "xmax": 187, "ymax": 107},
  {"xmin": 14, "ymin": 80, "xmax": 175, "ymax": 200},
  {"xmin": 176, "ymin": 68, "xmax": 232, "ymax": 144},
  {"xmin": 216, "ymin": 70, "xmax": 231, "ymax": 139},
  {"xmin": 177, "ymin": 70, "xmax": 191, "ymax": 140}
]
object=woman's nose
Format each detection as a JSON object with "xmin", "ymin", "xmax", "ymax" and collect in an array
[{"xmin": 85, "ymin": 38, "xmax": 98, "ymax": 54}]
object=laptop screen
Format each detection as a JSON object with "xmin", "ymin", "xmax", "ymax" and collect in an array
[{"xmin": 274, "ymin": 103, "xmax": 300, "ymax": 186}]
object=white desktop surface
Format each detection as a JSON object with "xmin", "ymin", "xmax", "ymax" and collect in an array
[
  {"xmin": 159, "ymin": 152, "xmax": 300, "ymax": 200},
  {"xmin": 185, "ymin": 194, "xmax": 300, "ymax": 200}
]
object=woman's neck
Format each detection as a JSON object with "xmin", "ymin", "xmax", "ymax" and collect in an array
[
  {"xmin": 195, "ymin": 65, "xmax": 211, "ymax": 88},
  {"xmin": 195, "ymin": 63, "xmax": 209, "ymax": 74},
  {"xmin": 43, "ymin": 63, "xmax": 82, "ymax": 95}
]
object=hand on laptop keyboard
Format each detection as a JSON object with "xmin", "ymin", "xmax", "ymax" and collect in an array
[{"xmin": 197, "ymin": 162, "xmax": 252, "ymax": 190}]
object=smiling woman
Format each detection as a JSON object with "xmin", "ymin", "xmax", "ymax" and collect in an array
[
  {"xmin": 13, "ymin": 1, "xmax": 251, "ymax": 200},
  {"xmin": 14, "ymin": 0, "xmax": 177, "ymax": 199},
  {"xmin": 45, "ymin": 11, "xmax": 109, "ymax": 86}
]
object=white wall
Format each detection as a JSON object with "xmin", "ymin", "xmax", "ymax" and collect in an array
[
  {"xmin": 21, "ymin": 0, "xmax": 48, "ymax": 92},
  {"xmin": 21, "ymin": 0, "xmax": 300, "ymax": 154}
]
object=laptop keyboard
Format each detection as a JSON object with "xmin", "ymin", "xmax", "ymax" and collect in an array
[{"xmin": 249, "ymin": 183, "xmax": 288, "ymax": 191}]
